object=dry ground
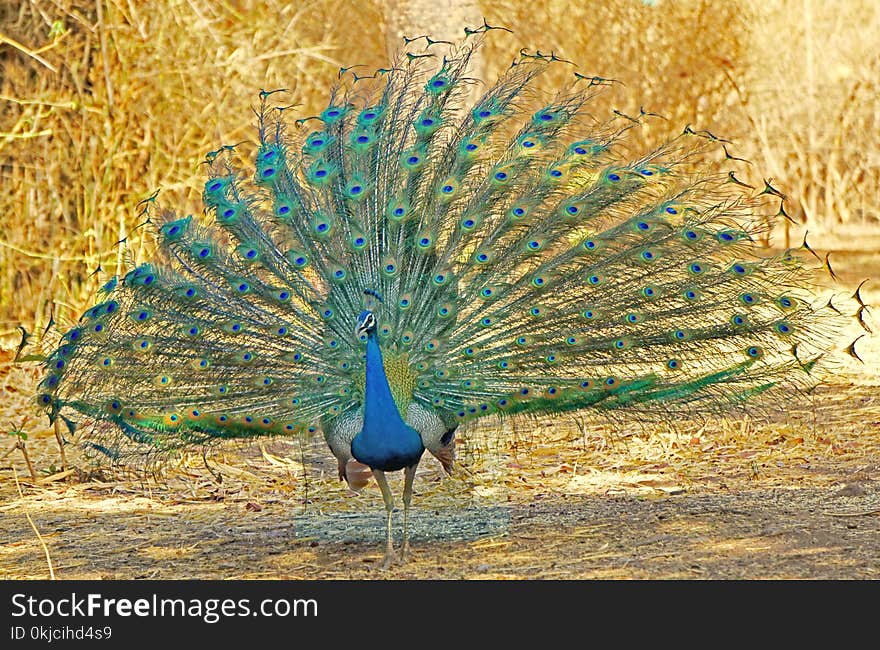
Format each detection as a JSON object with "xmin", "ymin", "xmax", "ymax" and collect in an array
[{"xmin": 0, "ymin": 248, "xmax": 878, "ymax": 580}]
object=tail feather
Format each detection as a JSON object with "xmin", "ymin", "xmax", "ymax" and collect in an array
[{"xmin": 37, "ymin": 34, "xmax": 853, "ymax": 463}]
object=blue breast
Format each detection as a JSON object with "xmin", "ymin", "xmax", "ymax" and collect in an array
[{"xmin": 350, "ymin": 333, "xmax": 424, "ymax": 472}]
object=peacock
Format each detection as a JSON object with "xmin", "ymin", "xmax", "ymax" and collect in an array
[{"xmin": 37, "ymin": 29, "xmax": 859, "ymax": 568}]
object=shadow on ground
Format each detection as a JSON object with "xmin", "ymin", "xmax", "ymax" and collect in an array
[{"xmin": 2, "ymin": 472, "xmax": 878, "ymax": 579}]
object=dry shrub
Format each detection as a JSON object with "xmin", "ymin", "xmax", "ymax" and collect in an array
[
  {"xmin": 741, "ymin": 0, "xmax": 880, "ymax": 231},
  {"xmin": 1, "ymin": 0, "xmax": 878, "ymax": 341},
  {"xmin": 0, "ymin": 0, "xmax": 385, "ymax": 339},
  {"xmin": 482, "ymin": 0, "xmax": 751, "ymax": 144},
  {"xmin": 483, "ymin": 0, "xmax": 880, "ymax": 241}
]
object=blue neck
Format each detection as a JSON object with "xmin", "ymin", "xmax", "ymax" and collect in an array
[
  {"xmin": 363, "ymin": 333, "xmax": 398, "ymax": 429},
  {"xmin": 350, "ymin": 331, "xmax": 424, "ymax": 472}
]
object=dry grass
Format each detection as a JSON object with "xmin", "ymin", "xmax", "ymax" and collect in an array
[
  {"xmin": 2, "ymin": 0, "xmax": 879, "ymax": 335},
  {"xmin": 486, "ymin": 0, "xmax": 880, "ymax": 243},
  {"xmin": 743, "ymin": 0, "xmax": 880, "ymax": 232},
  {"xmin": 0, "ymin": 0, "xmax": 386, "ymax": 336}
]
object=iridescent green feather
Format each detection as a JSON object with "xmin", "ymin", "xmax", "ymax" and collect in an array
[{"xmin": 38, "ymin": 36, "xmax": 849, "ymax": 463}]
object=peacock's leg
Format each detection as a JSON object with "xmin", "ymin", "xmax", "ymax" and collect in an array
[
  {"xmin": 372, "ymin": 469, "xmax": 396, "ymax": 569},
  {"xmin": 401, "ymin": 463, "xmax": 418, "ymax": 561}
]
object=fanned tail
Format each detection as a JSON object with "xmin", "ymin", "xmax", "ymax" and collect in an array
[{"xmin": 36, "ymin": 35, "xmax": 858, "ymax": 463}]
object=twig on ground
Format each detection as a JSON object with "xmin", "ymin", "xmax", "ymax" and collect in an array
[{"xmin": 12, "ymin": 465, "xmax": 56, "ymax": 579}]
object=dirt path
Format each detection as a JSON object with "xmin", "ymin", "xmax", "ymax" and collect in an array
[
  {"xmin": 2, "ymin": 381, "xmax": 877, "ymax": 580},
  {"xmin": 3, "ymin": 475, "xmax": 879, "ymax": 580}
]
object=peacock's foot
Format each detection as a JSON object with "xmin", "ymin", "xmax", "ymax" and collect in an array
[{"xmin": 378, "ymin": 542, "xmax": 413, "ymax": 569}]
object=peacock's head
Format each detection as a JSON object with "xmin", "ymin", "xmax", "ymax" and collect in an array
[{"xmin": 356, "ymin": 310, "xmax": 377, "ymax": 337}]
